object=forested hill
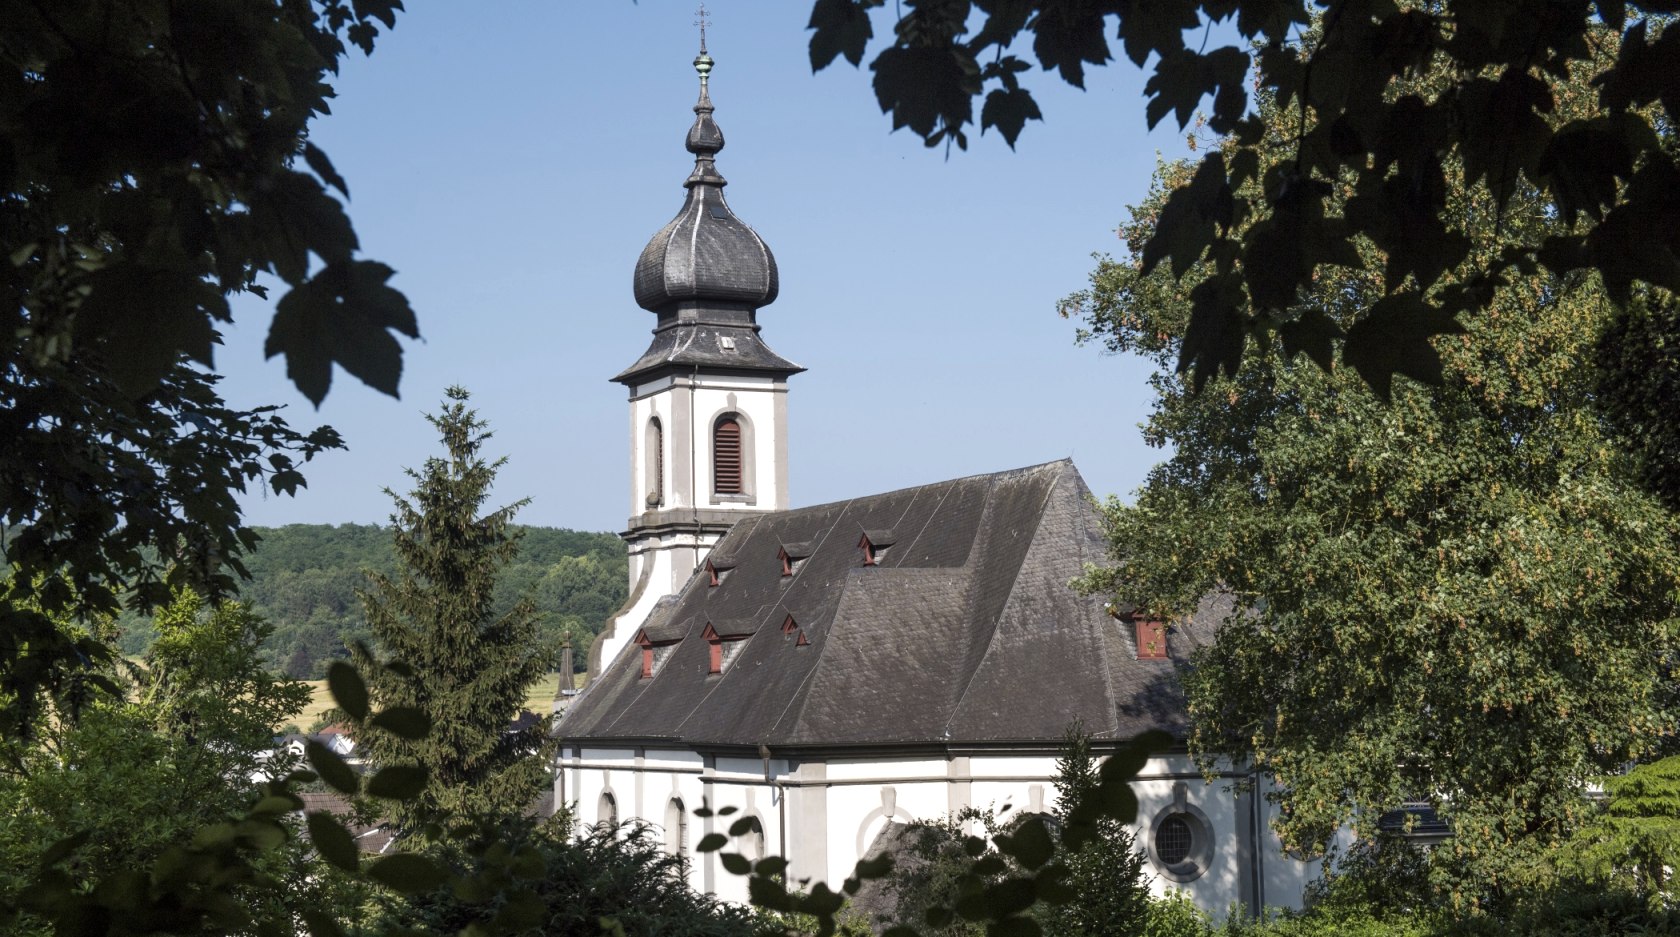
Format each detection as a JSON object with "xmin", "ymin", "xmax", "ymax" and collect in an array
[{"xmin": 118, "ymin": 524, "xmax": 627, "ymax": 679}]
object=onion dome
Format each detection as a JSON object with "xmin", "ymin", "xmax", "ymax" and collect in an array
[{"xmin": 632, "ymin": 50, "xmax": 779, "ymax": 313}]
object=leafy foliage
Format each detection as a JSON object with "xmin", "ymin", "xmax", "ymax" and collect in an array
[
  {"xmin": 808, "ymin": 1, "xmax": 1680, "ymax": 493},
  {"xmin": 0, "ymin": 365, "xmax": 344, "ymax": 741},
  {"xmin": 351, "ymin": 387, "xmax": 558, "ymax": 830},
  {"xmin": 879, "ymin": 807, "xmax": 1018, "ymax": 937},
  {"xmin": 137, "ymin": 589, "xmax": 315, "ymax": 785},
  {"xmin": 1557, "ymin": 756, "xmax": 1680, "ymax": 908},
  {"xmin": 3, "ymin": 0, "xmax": 417, "ymax": 405},
  {"xmin": 1595, "ymin": 290, "xmax": 1680, "ymax": 513},
  {"xmin": 3, "ymin": 0, "xmax": 414, "ymax": 762},
  {"xmin": 1144, "ymin": 890, "xmax": 1212, "ymax": 937},
  {"xmin": 114, "ymin": 524, "xmax": 625, "ymax": 679},
  {"xmin": 1068, "ymin": 55, "xmax": 1680, "ymax": 904},
  {"xmin": 0, "ymin": 589, "xmax": 328, "ymax": 935},
  {"xmin": 378, "ymin": 815, "xmax": 762, "ymax": 937}
]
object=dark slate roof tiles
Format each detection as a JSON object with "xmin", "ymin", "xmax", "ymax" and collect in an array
[
  {"xmin": 558, "ymin": 461, "xmax": 1224, "ymax": 749},
  {"xmin": 612, "ymin": 322, "xmax": 802, "ymax": 384},
  {"xmin": 631, "ymin": 79, "xmax": 778, "ymax": 314}
]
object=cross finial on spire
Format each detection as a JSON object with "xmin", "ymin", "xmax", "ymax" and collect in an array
[{"xmin": 692, "ymin": 4, "xmax": 715, "ymax": 90}]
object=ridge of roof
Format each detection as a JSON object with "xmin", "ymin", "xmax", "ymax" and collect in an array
[
  {"xmin": 940, "ymin": 465, "xmax": 1069, "ymax": 737},
  {"xmin": 777, "ymin": 459, "xmax": 1076, "ymax": 519}
]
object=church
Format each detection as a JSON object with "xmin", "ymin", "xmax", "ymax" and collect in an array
[{"xmin": 552, "ymin": 43, "xmax": 1324, "ymax": 918}]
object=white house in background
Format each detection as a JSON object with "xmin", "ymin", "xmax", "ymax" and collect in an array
[
  {"xmin": 252, "ymin": 726, "xmax": 357, "ymax": 786},
  {"xmin": 553, "ymin": 45, "xmax": 1326, "ymax": 918}
]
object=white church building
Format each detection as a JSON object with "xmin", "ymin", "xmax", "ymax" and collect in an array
[{"xmin": 553, "ymin": 44, "xmax": 1325, "ymax": 919}]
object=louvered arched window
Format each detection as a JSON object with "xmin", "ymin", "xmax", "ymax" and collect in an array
[{"xmin": 714, "ymin": 416, "xmax": 743, "ymax": 495}]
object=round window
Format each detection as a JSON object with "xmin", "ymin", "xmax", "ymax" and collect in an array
[
  {"xmin": 1147, "ymin": 795, "xmax": 1214, "ymax": 884},
  {"xmin": 1156, "ymin": 814, "xmax": 1193, "ymax": 864}
]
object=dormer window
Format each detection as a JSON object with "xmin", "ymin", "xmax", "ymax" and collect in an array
[
  {"xmin": 698, "ymin": 624, "xmax": 752, "ymax": 675},
  {"xmin": 859, "ymin": 529, "xmax": 895, "ymax": 566},
  {"xmin": 781, "ymin": 614, "xmax": 810, "ymax": 646},
  {"xmin": 781, "ymin": 614, "xmax": 797, "ymax": 636},
  {"xmin": 702, "ymin": 621, "xmax": 753, "ymax": 674},
  {"xmin": 634, "ymin": 629, "xmax": 680, "ymax": 679},
  {"xmin": 1135, "ymin": 618, "xmax": 1169, "ymax": 660},
  {"xmin": 777, "ymin": 542, "xmax": 812, "ymax": 578},
  {"xmin": 705, "ymin": 557, "xmax": 735, "ymax": 588}
]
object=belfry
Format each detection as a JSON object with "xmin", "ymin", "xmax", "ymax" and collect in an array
[{"xmin": 590, "ymin": 42, "xmax": 803, "ymax": 675}]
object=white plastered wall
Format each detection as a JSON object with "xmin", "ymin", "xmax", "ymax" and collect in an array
[
  {"xmin": 685, "ymin": 373, "xmax": 786, "ymax": 511},
  {"xmin": 627, "ymin": 372, "xmax": 786, "ymax": 518},
  {"xmin": 560, "ymin": 746, "xmax": 788, "ymax": 904},
  {"xmin": 558, "ymin": 746, "xmax": 1322, "ymax": 918},
  {"xmin": 596, "ymin": 372, "xmax": 789, "ymax": 671}
]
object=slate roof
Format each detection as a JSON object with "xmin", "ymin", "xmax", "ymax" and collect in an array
[
  {"xmin": 557, "ymin": 461, "xmax": 1228, "ymax": 750},
  {"xmin": 611, "ymin": 317, "xmax": 802, "ymax": 384},
  {"xmin": 631, "ymin": 73, "xmax": 777, "ymax": 314},
  {"xmin": 617, "ymin": 63, "xmax": 801, "ymax": 386}
]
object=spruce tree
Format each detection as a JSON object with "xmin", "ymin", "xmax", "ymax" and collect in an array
[
  {"xmin": 353, "ymin": 386, "xmax": 556, "ymax": 829},
  {"xmin": 1044, "ymin": 721, "xmax": 1149, "ymax": 937}
]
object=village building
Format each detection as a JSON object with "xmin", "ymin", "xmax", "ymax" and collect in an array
[{"xmin": 553, "ymin": 44, "xmax": 1326, "ymax": 917}]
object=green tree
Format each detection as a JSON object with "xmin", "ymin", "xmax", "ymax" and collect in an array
[
  {"xmin": 352, "ymin": 387, "xmax": 557, "ymax": 830},
  {"xmin": 374, "ymin": 815, "xmax": 763, "ymax": 937},
  {"xmin": 1044, "ymin": 722, "xmax": 1150, "ymax": 937},
  {"xmin": 1596, "ymin": 291, "xmax": 1680, "ymax": 512},
  {"xmin": 3, "ymin": 0, "xmax": 417, "ymax": 749},
  {"xmin": 1068, "ymin": 45, "xmax": 1680, "ymax": 904},
  {"xmin": 0, "ymin": 588, "xmax": 325, "ymax": 934},
  {"xmin": 884, "ymin": 808, "xmax": 1008, "ymax": 937},
  {"xmin": 1557, "ymin": 756, "xmax": 1680, "ymax": 909},
  {"xmin": 805, "ymin": 1, "xmax": 1680, "ymax": 502},
  {"xmin": 139, "ymin": 588, "xmax": 314, "ymax": 781}
]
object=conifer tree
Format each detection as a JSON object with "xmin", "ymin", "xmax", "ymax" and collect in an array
[
  {"xmin": 1044, "ymin": 721, "xmax": 1149, "ymax": 937},
  {"xmin": 353, "ymin": 387, "xmax": 556, "ymax": 830}
]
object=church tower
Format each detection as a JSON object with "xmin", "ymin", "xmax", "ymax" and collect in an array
[{"xmin": 589, "ymin": 43, "xmax": 803, "ymax": 675}]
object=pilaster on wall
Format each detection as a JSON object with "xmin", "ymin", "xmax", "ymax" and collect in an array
[
  {"xmin": 947, "ymin": 756, "xmax": 973, "ymax": 819},
  {"xmin": 701, "ymin": 754, "xmax": 718, "ymax": 895},
  {"xmin": 787, "ymin": 760, "xmax": 828, "ymax": 885}
]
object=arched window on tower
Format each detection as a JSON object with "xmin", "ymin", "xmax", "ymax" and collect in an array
[
  {"xmin": 645, "ymin": 417, "xmax": 664, "ymax": 509},
  {"xmin": 713, "ymin": 416, "xmax": 743, "ymax": 495}
]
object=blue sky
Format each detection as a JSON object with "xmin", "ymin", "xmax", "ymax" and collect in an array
[{"xmin": 217, "ymin": 1, "xmax": 1194, "ymax": 534}]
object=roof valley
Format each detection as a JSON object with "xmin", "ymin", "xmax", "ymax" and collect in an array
[{"xmin": 940, "ymin": 469, "xmax": 1067, "ymax": 738}]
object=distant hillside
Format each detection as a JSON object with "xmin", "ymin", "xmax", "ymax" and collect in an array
[{"xmin": 118, "ymin": 524, "xmax": 626, "ymax": 678}]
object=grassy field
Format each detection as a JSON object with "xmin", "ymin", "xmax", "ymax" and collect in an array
[{"xmin": 287, "ymin": 671, "xmax": 584, "ymax": 732}]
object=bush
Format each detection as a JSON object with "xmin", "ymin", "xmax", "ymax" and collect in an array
[
  {"xmin": 376, "ymin": 815, "xmax": 760, "ymax": 937},
  {"xmin": 1147, "ymin": 889, "xmax": 1213, "ymax": 937}
]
